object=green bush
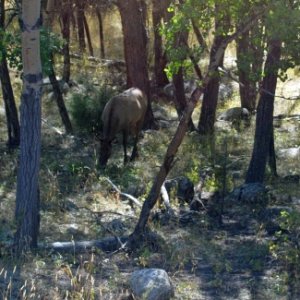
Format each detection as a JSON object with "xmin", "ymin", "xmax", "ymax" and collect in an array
[{"xmin": 70, "ymin": 85, "xmax": 116, "ymax": 134}]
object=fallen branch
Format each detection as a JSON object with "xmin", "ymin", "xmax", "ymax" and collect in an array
[
  {"xmin": 101, "ymin": 177, "xmax": 142, "ymax": 207},
  {"xmin": 46, "ymin": 236, "xmax": 128, "ymax": 253},
  {"xmin": 42, "ymin": 118, "xmax": 63, "ymax": 135}
]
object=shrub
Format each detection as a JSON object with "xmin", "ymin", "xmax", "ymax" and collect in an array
[{"xmin": 70, "ymin": 84, "xmax": 116, "ymax": 135}]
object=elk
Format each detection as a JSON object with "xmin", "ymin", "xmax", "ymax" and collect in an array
[{"xmin": 99, "ymin": 87, "xmax": 147, "ymax": 168}]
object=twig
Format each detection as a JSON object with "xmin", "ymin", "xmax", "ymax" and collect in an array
[{"xmin": 101, "ymin": 177, "xmax": 142, "ymax": 207}]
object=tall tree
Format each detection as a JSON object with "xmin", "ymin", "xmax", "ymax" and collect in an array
[
  {"xmin": 0, "ymin": 0, "xmax": 20, "ymax": 147},
  {"xmin": 14, "ymin": 0, "xmax": 43, "ymax": 252},
  {"xmin": 116, "ymin": 0, "xmax": 155, "ymax": 128},
  {"xmin": 245, "ymin": 39, "xmax": 281, "ymax": 183}
]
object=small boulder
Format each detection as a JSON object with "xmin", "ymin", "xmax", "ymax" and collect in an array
[
  {"xmin": 218, "ymin": 107, "xmax": 250, "ymax": 122},
  {"xmin": 130, "ymin": 268, "xmax": 174, "ymax": 300}
]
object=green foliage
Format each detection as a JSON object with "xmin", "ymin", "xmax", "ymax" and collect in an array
[
  {"xmin": 40, "ymin": 28, "xmax": 65, "ymax": 75},
  {"xmin": 269, "ymin": 209, "xmax": 300, "ymax": 285},
  {"xmin": 70, "ymin": 84, "xmax": 115, "ymax": 134},
  {"xmin": 0, "ymin": 27, "xmax": 65, "ymax": 74}
]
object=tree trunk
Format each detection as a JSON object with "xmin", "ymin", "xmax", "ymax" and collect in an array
[
  {"xmin": 173, "ymin": 68, "xmax": 196, "ymax": 131},
  {"xmin": 14, "ymin": 0, "xmax": 42, "ymax": 253},
  {"xmin": 245, "ymin": 39, "xmax": 281, "ymax": 183},
  {"xmin": 152, "ymin": 0, "xmax": 170, "ymax": 87},
  {"xmin": 61, "ymin": 0, "xmax": 71, "ymax": 83},
  {"xmin": 75, "ymin": 0, "xmax": 85, "ymax": 53},
  {"xmin": 83, "ymin": 14, "xmax": 93, "ymax": 56},
  {"xmin": 96, "ymin": 7, "xmax": 105, "ymax": 59},
  {"xmin": 236, "ymin": 29, "xmax": 257, "ymax": 112},
  {"xmin": 117, "ymin": 0, "xmax": 155, "ymax": 129},
  {"xmin": 48, "ymin": 57, "xmax": 73, "ymax": 133},
  {"xmin": 0, "ymin": 0, "xmax": 20, "ymax": 147},
  {"xmin": 45, "ymin": 0, "xmax": 73, "ymax": 134},
  {"xmin": 197, "ymin": 4, "xmax": 228, "ymax": 134},
  {"xmin": 128, "ymin": 87, "xmax": 203, "ymax": 248}
]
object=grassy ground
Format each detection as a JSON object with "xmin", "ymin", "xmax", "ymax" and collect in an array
[{"xmin": 1, "ymin": 69, "xmax": 300, "ymax": 299}]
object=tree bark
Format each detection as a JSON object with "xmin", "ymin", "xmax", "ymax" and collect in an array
[
  {"xmin": 61, "ymin": 0, "xmax": 71, "ymax": 82},
  {"xmin": 0, "ymin": 0, "xmax": 20, "ymax": 147},
  {"xmin": 83, "ymin": 14, "xmax": 94, "ymax": 56},
  {"xmin": 173, "ymin": 68, "xmax": 196, "ymax": 131},
  {"xmin": 152, "ymin": 0, "xmax": 171, "ymax": 87},
  {"xmin": 236, "ymin": 29, "xmax": 257, "ymax": 112},
  {"xmin": 14, "ymin": 0, "xmax": 42, "ymax": 253},
  {"xmin": 197, "ymin": 4, "xmax": 228, "ymax": 134},
  {"xmin": 96, "ymin": 7, "xmax": 105, "ymax": 59},
  {"xmin": 117, "ymin": 0, "xmax": 155, "ymax": 129},
  {"xmin": 75, "ymin": 0, "xmax": 85, "ymax": 53},
  {"xmin": 245, "ymin": 39, "xmax": 281, "ymax": 183}
]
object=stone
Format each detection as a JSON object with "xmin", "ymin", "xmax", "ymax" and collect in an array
[
  {"xmin": 130, "ymin": 268, "xmax": 174, "ymax": 300},
  {"xmin": 218, "ymin": 107, "xmax": 250, "ymax": 122}
]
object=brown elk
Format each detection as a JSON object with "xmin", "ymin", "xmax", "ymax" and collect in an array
[{"xmin": 99, "ymin": 87, "xmax": 147, "ymax": 168}]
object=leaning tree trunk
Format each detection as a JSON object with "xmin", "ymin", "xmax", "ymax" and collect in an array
[
  {"xmin": 96, "ymin": 7, "xmax": 105, "ymax": 59},
  {"xmin": 128, "ymin": 87, "xmax": 204, "ymax": 248},
  {"xmin": 117, "ymin": 0, "xmax": 155, "ymax": 129},
  {"xmin": 45, "ymin": 0, "xmax": 73, "ymax": 134},
  {"xmin": 0, "ymin": 0, "xmax": 20, "ymax": 147},
  {"xmin": 14, "ymin": 0, "xmax": 42, "ymax": 253},
  {"xmin": 61, "ymin": 0, "xmax": 71, "ymax": 83},
  {"xmin": 245, "ymin": 39, "xmax": 281, "ymax": 183},
  {"xmin": 83, "ymin": 14, "xmax": 94, "ymax": 56}
]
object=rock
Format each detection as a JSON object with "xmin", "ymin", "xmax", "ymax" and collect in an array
[
  {"xmin": 278, "ymin": 147, "xmax": 300, "ymax": 159},
  {"xmin": 218, "ymin": 107, "xmax": 250, "ymax": 122},
  {"xmin": 130, "ymin": 268, "xmax": 174, "ymax": 300},
  {"xmin": 163, "ymin": 176, "xmax": 194, "ymax": 206},
  {"xmin": 226, "ymin": 183, "xmax": 268, "ymax": 207},
  {"xmin": 163, "ymin": 80, "xmax": 197, "ymax": 99},
  {"xmin": 219, "ymin": 82, "xmax": 234, "ymax": 101}
]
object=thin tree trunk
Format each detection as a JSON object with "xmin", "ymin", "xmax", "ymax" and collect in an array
[
  {"xmin": 61, "ymin": 0, "xmax": 71, "ymax": 83},
  {"xmin": 237, "ymin": 29, "xmax": 257, "ymax": 112},
  {"xmin": 45, "ymin": 0, "xmax": 73, "ymax": 134},
  {"xmin": 173, "ymin": 68, "xmax": 196, "ymax": 131},
  {"xmin": 48, "ymin": 56, "xmax": 73, "ymax": 133},
  {"xmin": 245, "ymin": 39, "xmax": 281, "ymax": 183},
  {"xmin": 14, "ymin": 0, "xmax": 42, "ymax": 253},
  {"xmin": 96, "ymin": 7, "xmax": 105, "ymax": 59},
  {"xmin": 0, "ymin": 0, "xmax": 20, "ymax": 147},
  {"xmin": 128, "ymin": 87, "xmax": 203, "ymax": 247},
  {"xmin": 83, "ymin": 14, "xmax": 93, "ymax": 56},
  {"xmin": 75, "ymin": 0, "xmax": 85, "ymax": 53}
]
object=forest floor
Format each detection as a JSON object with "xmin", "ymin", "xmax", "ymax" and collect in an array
[{"xmin": 1, "ymin": 70, "xmax": 300, "ymax": 299}]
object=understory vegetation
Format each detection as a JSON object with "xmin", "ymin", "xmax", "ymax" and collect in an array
[{"xmin": 1, "ymin": 64, "xmax": 300, "ymax": 299}]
